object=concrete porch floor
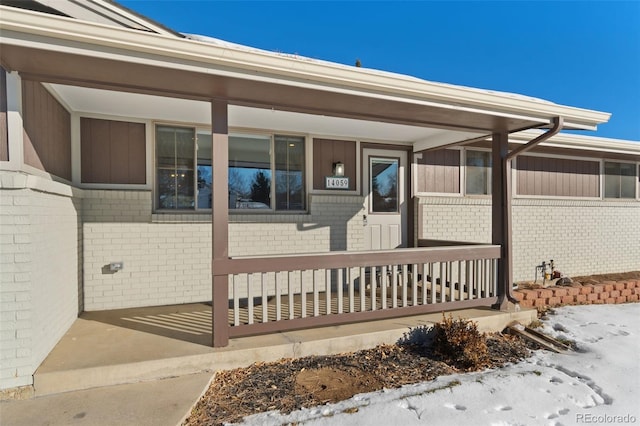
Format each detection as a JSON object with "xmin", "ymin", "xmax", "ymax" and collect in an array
[{"xmin": 34, "ymin": 303, "xmax": 536, "ymax": 396}]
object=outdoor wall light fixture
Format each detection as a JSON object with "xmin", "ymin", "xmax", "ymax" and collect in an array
[{"xmin": 333, "ymin": 161, "xmax": 345, "ymax": 177}]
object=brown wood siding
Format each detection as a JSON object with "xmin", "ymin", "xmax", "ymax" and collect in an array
[
  {"xmin": 416, "ymin": 148, "xmax": 460, "ymax": 193},
  {"xmin": 22, "ymin": 80, "xmax": 71, "ymax": 179},
  {"xmin": 0, "ymin": 67, "xmax": 8, "ymax": 161},
  {"xmin": 516, "ymin": 155, "xmax": 600, "ymax": 197},
  {"xmin": 81, "ymin": 117, "xmax": 146, "ymax": 184},
  {"xmin": 313, "ymin": 138, "xmax": 356, "ymax": 190}
]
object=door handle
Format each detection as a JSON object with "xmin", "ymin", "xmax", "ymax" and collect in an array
[{"xmin": 363, "ymin": 214, "xmax": 367, "ymax": 226}]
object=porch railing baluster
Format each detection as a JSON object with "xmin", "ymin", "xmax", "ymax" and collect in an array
[
  {"xmin": 288, "ymin": 271, "xmax": 294, "ymax": 320},
  {"xmin": 359, "ymin": 267, "xmax": 366, "ymax": 312},
  {"xmin": 380, "ymin": 265, "xmax": 387, "ymax": 310},
  {"xmin": 261, "ymin": 272, "xmax": 268, "ymax": 323},
  {"xmin": 348, "ymin": 267, "xmax": 355, "ymax": 313},
  {"xmin": 412, "ymin": 263, "xmax": 418, "ymax": 306},
  {"xmin": 247, "ymin": 274, "xmax": 254, "ymax": 325},
  {"xmin": 325, "ymin": 269, "xmax": 331, "ymax": 315},
  {"xmin": 233, "ymin": 275, "xmax": 239, "ymax": 326},
  {"xmin": 401, "ymin": 264, "xmax": 408, "ymax": 307},
  {"xmin": 421, "ymin": 263, "xmax": 428, "ymax": 305},
  {"xmin": 438, "ymin": 262, "xmax": 444, "ymax": 303},
  {"xmin": 391, "ymin": 265, "xmax": 398, "ymax": 309},
  {"xmin": 275, "ymin": 272, "xmax": 282, "ymax": 321},
  {"xmin": 336, "ymin": 268, "xmax": 342, "ymax": 314},
  {"xmin": 430, "ymin": 262, "xmax": 436, "ymax": 305},
  {"xmin": 371, "ymin": 266, "xmax": 377, "ymax": 311},
  {"xmin": 313, "ymin": 269, "xmax": 319, "ymax": 317},
  {"xmin": 491, "ymin": 259, "xmax": 497, "ymax": 296},
  {"xmin": 300, "ymin": 270, "xmax": 306, "ymax": 319}
]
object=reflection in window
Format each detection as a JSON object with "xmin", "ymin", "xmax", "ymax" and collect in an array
[
  {"xmin": 229, "ymin": 134, "xmax": 272, "ymax": 209},
  {"xmin": 604, "ymin": 162, "xmax": 636, "ymax": 199},
  {"xmin": 371, "ymin": 157, "xmax": 398, "ymax": 213},
  {"xmin": 275, "ymin": 135, "xmax": 305, "ymax": 210},
  {"xmin": 466, "ymin": 150, "xmax": 492, "ymax": 195},
  {"xmin": 156, "ymin": 128, "xmax": 307, "ymax": 212},
  {"xmin": 156, "ymin": 126, "xmax": 194, "ymax": 209},
  {"xmin": 196, "ymin": 132, "xmax": 212, "ymax": 209}
]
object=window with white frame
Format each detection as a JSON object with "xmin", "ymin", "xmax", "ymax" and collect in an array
[
  {"xmin": 228, "ymin": 133, "xmax": 305, "ymax": 211},
  {"xmin": 155, "ymin": 125, "xmax": 305, "ymax": 211},
  {"xmin": 465, "ymin": 150, "xmax": 492, "ymax": 195},
  {"xmin": 604, "ymin": 161, "xmax": 637, "ymax": 199}
]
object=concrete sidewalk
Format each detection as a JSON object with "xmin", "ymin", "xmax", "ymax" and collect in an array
[{"xmin": 0, "ymin": 372, "xmax": 212, "ymax": 426}]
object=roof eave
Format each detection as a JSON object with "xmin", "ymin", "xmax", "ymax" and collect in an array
[
  {"xmin": 0, "ymin": 6, "xmax": 611, "ymax": 131},
  {"xmin": 511, "ymin": 130, "xmax": 640, "ymax": 156}
]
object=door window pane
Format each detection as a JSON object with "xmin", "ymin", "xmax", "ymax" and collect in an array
[
  {"xmin": 229, "ymin": 134, "xmax": 271, "ymax": 209},
  {"xmin": 371, "ymin": 157, "xmax": 398, "ymax": 213},
  {"xmin": 275, "ymin": 135, "xmax": 305, "ymax": 210},
  {"xmin": 156, "ymin": 126, "xmax": 194, "ymax": 209},
  {"xmin": 466, "ymin": 150, "xmax": 492, "ymax": 195}
]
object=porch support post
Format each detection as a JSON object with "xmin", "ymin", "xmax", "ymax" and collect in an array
[
  {"xmin": 211, "ymin": 99, "xmax": 229, "ymax": 347},
  {"xmin": 491, "ymin": 131, "xmax": 512, "ymax": 310}
]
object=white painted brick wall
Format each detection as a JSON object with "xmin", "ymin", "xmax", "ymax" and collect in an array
[
  {"xmin": 229, "ymin": 195, "xmax": 365, "ymax": 256},
  {"xmin": 82, "ymin": 192, "xmax": 365, "ymax": 310},
  {"xmin": 417, "ymin": 196, "xmax": 640, "ymax": 282},
  {"xmin": 512, "ymin": 199, "xmax": 640, "ymax": 282},
  {"xmin": 0, "ymin": 173, "xmax": 79, "ymax": 390}
]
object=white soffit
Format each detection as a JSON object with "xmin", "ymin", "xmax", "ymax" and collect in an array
[
  {"xmin": 413, "ymin": 131, "xmax": 485, "ymax": 152},
  {"xmin": 51, "ymin": 84, "xmax": 456, "ymax": 143}
]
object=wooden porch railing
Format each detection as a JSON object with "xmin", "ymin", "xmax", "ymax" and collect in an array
[{"xmin": 211, "ymin": 244, "xmax": 500, "ymax": 346}]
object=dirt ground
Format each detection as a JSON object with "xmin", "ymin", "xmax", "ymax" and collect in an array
[{"xmin": 183, "ymin": 333, "xmax": 534, "ymax": 425}]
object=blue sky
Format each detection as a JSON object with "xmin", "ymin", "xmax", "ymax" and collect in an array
[{"xmin": 120, "ymin": 1, "xmax": 640, "ymax": 141}]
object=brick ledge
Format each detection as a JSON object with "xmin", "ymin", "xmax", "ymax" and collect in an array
[{"xmin": 514, "ymin": 280, "xmax": 639, "ymax": 308}]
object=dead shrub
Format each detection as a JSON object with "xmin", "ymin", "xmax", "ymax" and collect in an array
[{"xmin": 432, "ymin": 315, "xmax": 489, "ymax": 371}]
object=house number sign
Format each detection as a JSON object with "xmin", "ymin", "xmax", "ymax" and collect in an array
[{"xmin": 325, "ymin": 176, "xmax": 350, "ymax": 189}]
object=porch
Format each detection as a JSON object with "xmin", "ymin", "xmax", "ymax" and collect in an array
[{"xmin": 33, "ymin": 302, "xmax": 535, "ymax": 396}]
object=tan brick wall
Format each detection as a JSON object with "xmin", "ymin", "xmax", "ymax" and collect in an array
[{"xmin": 417, "ymin": 196, "xmax": 640, "ymax": 282}]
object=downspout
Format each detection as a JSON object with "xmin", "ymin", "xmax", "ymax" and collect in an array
[
  {"xmin": 502, "ymin": 116, "xmax": 564, "ymax": 305},
  {"xmin": 507, "ymin": 116, "xmax": 564, "ymax": 162}
]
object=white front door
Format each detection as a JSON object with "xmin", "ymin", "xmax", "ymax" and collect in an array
[{"xmin": 363, "ymin": 148, "xmax": 408, "ymax": 250}]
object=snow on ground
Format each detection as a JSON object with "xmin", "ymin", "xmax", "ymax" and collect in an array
[{"xmin": 242, "ymin": 304, "xmax": 640, "ymax": 426}]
